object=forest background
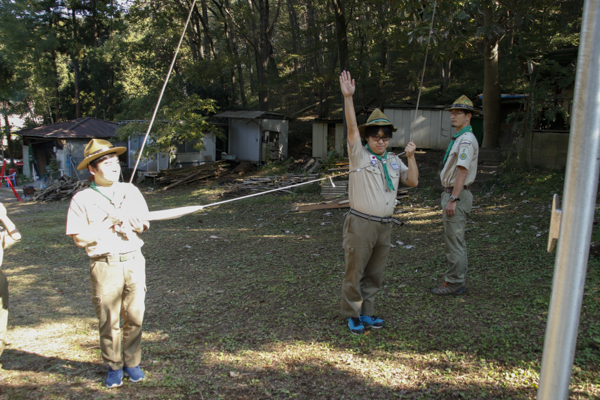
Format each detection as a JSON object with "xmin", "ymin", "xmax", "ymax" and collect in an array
[{"xmin": 0, "ymin": 0, "xmax": 584, "ymax": 159}]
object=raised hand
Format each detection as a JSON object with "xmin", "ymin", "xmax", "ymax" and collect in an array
[
  {"xmin": 339, "ymin": 70, "xmax": 355, "ymax": 98},
  {"xmin": 405, "ymin": 141, "xmax": 417, "ymax": 158}
]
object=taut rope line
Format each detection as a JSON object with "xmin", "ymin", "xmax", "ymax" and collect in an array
[
  {"xmin": 129, "ymin": 0, "xmax": 198, "ymax": 183},
  {"xmin": 147, "ymin": 158, "xmax": 398, "ymax": 221}
]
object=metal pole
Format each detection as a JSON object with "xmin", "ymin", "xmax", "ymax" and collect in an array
[{"xmin": 537, "ymin": 1, "xmax": 600, "ymax": 398}]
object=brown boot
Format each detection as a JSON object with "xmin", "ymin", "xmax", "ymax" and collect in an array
[{"xmin": 431, "ymin": 281, "xmax": 466, "ymax": 295}]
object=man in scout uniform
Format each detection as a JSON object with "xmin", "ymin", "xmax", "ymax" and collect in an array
[
  {"xmin": 0, "ymin": 204, "xmax": 21, "ymax": 378},
  {"xmin": 431, "ymin": 95, "xmax": 479, "ymax": 295},
  {"xmin": 66, "ymin": 139, "xmax": 150, "ymax": 388},
  {"xmin": 339, "ymin": 70, "xmax": 419, "ymax": 334}
]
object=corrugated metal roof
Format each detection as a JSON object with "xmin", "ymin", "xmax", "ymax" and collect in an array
[
  {"xmin": 14, "ymin": 117, "xmax": 118, "ymax": 139},
  {"xmin": 214, "ymin": 111, "xmax": 286, "ymax": 119}
]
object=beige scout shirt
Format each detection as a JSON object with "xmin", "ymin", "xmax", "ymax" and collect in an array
[
  {"xmin": 440, "ymin": 130, "xmax": 479, "ymax": 188},
  {"xmin": 66, "ymin": 182, "xmax": 149, "ymax": 258},
  {"xmin": 348, "ymin": 142, "xmax": 409, "ymax": 217}
]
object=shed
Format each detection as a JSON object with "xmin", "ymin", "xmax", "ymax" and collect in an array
[
  {"xmin": 311, "ymin": 119, "xmax": 344, "ymax": 158},
  {"xmin": 14, "ymin": 117, "xmax": 126, "ymax": 180},
  {"xmin": 382, "ymin": 105, "xmax": 453, "ymax": 150},
  {"xmin": 213, "ymin": 111, "xmax": 288, "ymax": 163},
  {"xmin": 383, "ymin": 105, "xmax": 487, "ymax": 150}
]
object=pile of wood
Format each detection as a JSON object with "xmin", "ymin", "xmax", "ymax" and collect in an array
[
  {"xmin": 240, "ymin": 174, "xmax": 320, "ymax": 190},
  {"xmin": 321, "ymin": 180, "xmax": 349, "ymax": 198},
  {"xmin": 219, "ymin": 173, "xmax": 321, "ymax": 199},
  {"xmin": 155, "ymin": 160, "xmax": 231, "ymax": 191},
  {"xmin": 292, "ymin": 189, "xmax": 411, "ymax": 212},
  {"xmin": 33, "ymin": 176, "xmax": 90, "ymax": 202},
  {"xmin": 291, "ymin": 197, "xmax": 350, "ymax": 211},
  {"xmin": 327, "ymin": 160, "xmax": 349, "ymax": 172}
]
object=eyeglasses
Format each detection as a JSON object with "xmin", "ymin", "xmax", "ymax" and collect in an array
[
  {"xmin": 370, "ymin": 136, "xmax": 390, "ymax": 143},
  {"xmin": 449, "ymin": 110, "xmax": 465, "ymax": 116}
]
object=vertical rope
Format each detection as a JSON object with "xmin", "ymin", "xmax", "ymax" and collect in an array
[
  {"xmin": 409, "ymin": 0, "xmax": 437, "ymax": 143},
  {"xmin": 129, "ymin": 0, "xmax": 198, "ymax": 182}
]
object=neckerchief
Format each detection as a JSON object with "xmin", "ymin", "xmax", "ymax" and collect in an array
[
  {"xmin": 366, "ymin": 144, "xmax": 395, "ymax": 191},
  {"xmin": 443, "ymin": 125, "xmax": 472, "ymax": 165},
  {"xmin": 91, "ymin": 181, "xmax": 118, "ymax": 208}
]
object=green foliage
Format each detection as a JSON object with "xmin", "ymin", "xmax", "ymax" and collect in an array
[
  {"xmin": 115, "ymin": 94, "xmax": 219, "ymax": 158},
  {"xmin": 0, "ymin": 0, "xmax": 586, "ymax": 128}
]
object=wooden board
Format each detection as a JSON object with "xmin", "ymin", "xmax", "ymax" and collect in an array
[{"xmin": 291, "ymin": 198, "xmax": 349, "ymax": 211}]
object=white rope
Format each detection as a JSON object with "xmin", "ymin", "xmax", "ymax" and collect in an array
[
  {"xmin": 129, "ymin": 0, "xmax": 198, "ymax": 183},
  {"xmin": 148, "ymin": 158, "xmax": 395, "ymax": 220},
  {"xmin": 409, "ymin": 0, "xmax": 437, "ymax": 143}
]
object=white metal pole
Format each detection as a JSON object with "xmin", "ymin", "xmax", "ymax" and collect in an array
[{"xmin": 537, "ymin": 1, "xmax": 600, "ymax": 398}]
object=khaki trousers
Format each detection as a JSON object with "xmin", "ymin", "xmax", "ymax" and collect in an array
[
  {"xmin": 341, "ymin": 214, "xmax": 391, "ymax": 318},
  {"xmin": 0, "ymin": 270, "xmax": 7, "ymax": 358},
  {"xmin": 90, "ymin": 251, "xmax": 146, "ymax": 371},
  {"xmin": 441, "ymin": 190, "xmax": 473, "ymax": 284}
]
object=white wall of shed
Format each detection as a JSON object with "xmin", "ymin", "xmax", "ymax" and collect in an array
[
  {"xmin": 22, "ymin": 145, "xmax": 30, "ymax": 177},
  {"xmin": 335, "ymin": 123, "xmax": 344, "ymax": 156},
  {"xmin": 228, "ymin": 119, "xmax": 261, "ymax": 162},
  {"xmin": 385, "ymin": 108, "xmax": 452, "ymax": 150},
  {"xmin": 128, "ymin": 137, "xmax": 168, "ymax": 172},
  {"xmin": 312, "ymin": 123, "xmax": 328, "ymax": 158}
]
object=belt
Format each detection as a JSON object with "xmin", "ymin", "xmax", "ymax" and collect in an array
[
  {"xmin": 92, "ymin": 250, "xmax": 138, "ymax": 263},
  {"xmin": 444, "ymin": 186, "xmax": 468, "ymax": 193},
  {"xmin": 349, "ymin": 209, "xmax": 404, "ymax": 226}
]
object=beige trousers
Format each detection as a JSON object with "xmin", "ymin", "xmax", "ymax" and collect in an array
[
  {"xmin": 89, "ymin": 251, "xmax": 146, "ymax": 370},
  {"xmin": 0, "ymin": 270, "xmax": 7, "ymax": 358},
  {"xmin": 441, "ymin": 190, "xmax": 473, "ymax": 284},
  {"xmin": 341, "ymin": 214, "xmax": 391, "ymax": 318}
]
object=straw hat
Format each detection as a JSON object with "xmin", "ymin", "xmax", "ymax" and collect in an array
[
  {"xmin": 77, "ymin": 139, "xmax": 126, "ymax": 170},
  {"xmin": 444, "ymin": 95, "xmax": 480, "ymax": 115},
  {"xmin": 358, "ymin": 108, "xmax": 397, "ymax": 137}
]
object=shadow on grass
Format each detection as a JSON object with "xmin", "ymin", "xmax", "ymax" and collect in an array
[{"xmin": 2, "ymin": 349, "xmax": 101, "ymax": 375}]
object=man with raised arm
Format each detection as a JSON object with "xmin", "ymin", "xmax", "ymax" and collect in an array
[
  {"xmin": 66, "ymin": 139, "xmax": 149, "ymax": 388},
  {"xmin": 431, "ymin": 96, "xmax": 479, "ymax": 295},
  {"xmin": 0, "ymin": 203, "xmax": 21, "ymax": 379},
  {"xmin": 339, "ymin": 70, "xmax": 419, "ymax": 335}
]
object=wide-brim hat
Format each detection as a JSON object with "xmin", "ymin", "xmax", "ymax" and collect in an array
[
  {"xmin": 445, "ymin": 95, "xmax": 480, "ymax": 115},
  {"xmin": 77, "ymin": 138, "xmax": 126, "ymax": 170},
  {"xmin": 358, "ymin": 108, "xmax": 397, "ymax": 136}
]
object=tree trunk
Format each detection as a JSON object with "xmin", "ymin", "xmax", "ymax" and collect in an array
[
  {"xmin": 223, "ymin": 0, "xmax": 247, "ymax": 107},
  {"xmin": 71, "ymin": 7, "xmax": 82, "ymax": 119},
  {"xmin": 286, "ymin": 0, "xmax": 300, "ymax": 73},
  {"xmin": 482, "ymin": 5, "xmax": 501, "ymax": 149},
  {"xmin": 439, "ymin": 59, "xmax": 452, "ymax": 93},
  {"xmin": 331, "ymin": 0, "xmax": 349, "ymax": 145},
  {"xmin": 73, "ymin": 57, "xmax": 82, "ymax": 119},
  {"xmin": 3, "ymin": 113, "xmax": 13, "ymax": 164},
  {"xmin": 51, "ymin": 52, "xmax": 61, "ymax": 122}
]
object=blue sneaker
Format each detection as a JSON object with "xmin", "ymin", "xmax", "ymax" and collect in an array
[
  {"xmin": 348, "ymin": 317, "xmax": 365, "ymax": 335},
  {"xmin": 123, "ymin": 365, "xmax": 145, "ymax": 383},
  {"xmin": 360, "ymin": 315, "xmax": 385, "ymax": 329},
  {"xmin": 106, "ymin": 367, "xmax": 123, "ymax": 388}
]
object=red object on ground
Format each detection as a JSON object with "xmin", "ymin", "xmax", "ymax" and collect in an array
[{"xmin": 0, "ymin": 162, "xmax": 21, "ymax": 202}]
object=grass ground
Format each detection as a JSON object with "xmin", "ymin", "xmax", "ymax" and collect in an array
[{"xmin": 0, "ymin": 150, "xmax": 599, "ymax": 399}]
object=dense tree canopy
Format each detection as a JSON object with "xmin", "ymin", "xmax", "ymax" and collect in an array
[{"xmin": 0, "ymin": 0, "xmax": 583, "ymax": 150}]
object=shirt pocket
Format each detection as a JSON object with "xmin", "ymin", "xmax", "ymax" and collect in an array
[{"xmin": 365, "ymin": 165, "xmax": 382, "ymax": 175}]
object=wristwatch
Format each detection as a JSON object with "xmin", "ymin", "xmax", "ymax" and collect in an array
[{"xmin": 449, "ymin": 195, "xmax": 460, "ymax": 202}]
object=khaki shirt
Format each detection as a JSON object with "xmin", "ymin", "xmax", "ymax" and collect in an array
[
  {"xmin": 66, "ymin": 182, "xmax": 149, "ymax": 258},
  {"xmin": 440, "ymin": 130, "xmax": 478, "ymax": 187},
  {"xmin": 348, "ymin": 142, "xmax": 409, "ymax": 217}
]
